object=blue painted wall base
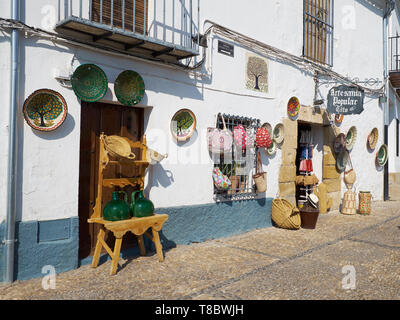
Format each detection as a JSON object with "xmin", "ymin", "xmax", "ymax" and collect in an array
[{"xmin": 1, "ymin": 198, "xmax": 272, "ymax": 282}]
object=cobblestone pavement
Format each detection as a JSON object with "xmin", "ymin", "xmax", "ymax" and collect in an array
[{"xmin": 1, "ymin": 200, "xmax": 399, "ymax": 300}]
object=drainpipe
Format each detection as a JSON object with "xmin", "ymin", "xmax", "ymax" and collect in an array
[
  {"xmin": 383, "ymin": 0, "xmax": 394, "ymax": 201},
  {"xmin": 3, "ymin": 0, "xmax": 20, "ymax": 284}
]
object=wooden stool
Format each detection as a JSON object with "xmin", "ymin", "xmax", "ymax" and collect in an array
[{"xmin": 89, "ymin": 214, "xmax": 168, "ymax": 275}]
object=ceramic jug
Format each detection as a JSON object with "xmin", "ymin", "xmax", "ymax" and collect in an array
[
  {"xmin": 131, "ymin": 190, "xmax": 154, "ymax": 218},
  {"xmin": 103, "ymin": 191, "xmax": 132, "ymax": 221}
]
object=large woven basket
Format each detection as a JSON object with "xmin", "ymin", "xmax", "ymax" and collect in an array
[{"xmin": 271, "ymin": 198, "xmax": 301, "ymax": 230}]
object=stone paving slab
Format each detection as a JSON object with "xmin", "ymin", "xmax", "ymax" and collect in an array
[
  {"xmin": 216, "ymin": 238, "xmax": 399, "ymax": 300},
  {"xmin": 1, "ymin": 201, "xmax": 399, "ymax": 300}
]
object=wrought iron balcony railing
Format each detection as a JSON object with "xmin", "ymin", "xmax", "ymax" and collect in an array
[
  {"xmin": 389, "ymin": 35, "xmax": 400, "ymax": 89},
  {"xmin": 56, "ymin": 0, "xmax": 200, "ymax": 61}
]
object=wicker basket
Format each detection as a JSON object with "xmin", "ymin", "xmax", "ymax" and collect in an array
[{"xmin": 271, "ymin": 198, "xmax": 301, "ymax": 230}]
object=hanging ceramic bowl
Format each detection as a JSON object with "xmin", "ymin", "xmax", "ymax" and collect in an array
[
  {"xmin": 265, "ymin": 140, "xmax": 277, "ymax": 156},
  {"xmin": 335, "ymin": 114, "xmax": 344, "ymax": 124},
  {"xmin": 376, "ymin": 144, "xmax": 388, "ymax": 167},
  {"xmin": 334, "ymin": 133, "xmax": 346, "ymax": 153},
  {"xmin": 170, "ymin": 108, "xmax": 197, "ymax": 142},
  {"xmin": 336, "ymin": 150, "xmax": 349, "ymax": 172},
  {"xmin": 345, "ymin": 126, "xmax": 357, "ymax": 151},
  {"xmin": 287, "ymin": 97, "xmax": 300, "ymax": 118},
  {"xmin": 114, "ymin": 70, "xmax": 145, "ymax": 106},
  {"xmin": 367, "ymin": 128, "xmax": 379, "ymax": 150},
  {"xmin": 273, "ymin": 123, "xmax": 285, "ymax": 144},
  {"xmin": 71, "ymin": 64, "xmax": 108, "ymax": 102},
  {"xmin": 23, "ymin": 89, "xmax": 68, "ymax": 131},
  {"xmin": 261, "ymin": 122, "xmax": 273, "ymax": 136}
]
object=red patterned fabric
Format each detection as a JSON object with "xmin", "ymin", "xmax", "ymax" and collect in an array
[
  {"xmin": 233, "ymin": 124, "xmax": 250, "ymax": 149},
  {"xmin": 255, "ymin": 127, "xmax": 272, "ymax": 148}
]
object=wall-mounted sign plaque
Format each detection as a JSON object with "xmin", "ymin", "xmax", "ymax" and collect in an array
[
  {"xmin": 327, "ymin": 85, "xmax": 364, "ymax": 115},
  {"xmin": 218, "ymin": 40, "xmax": 234, "ymax": 57}
]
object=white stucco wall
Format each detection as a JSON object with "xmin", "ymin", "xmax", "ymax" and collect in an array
[{"xmin": 0, "ymin": 0, "xmax": 390, "ymax": 222}]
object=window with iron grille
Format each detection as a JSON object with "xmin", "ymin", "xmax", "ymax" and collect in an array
[
  {"xmin": 303, "ymin": 0, "xmax": 334, "ymax": 67},
  {"xmin": 213, "ymin": 113, "xmax": 261, "ymax": 202}
]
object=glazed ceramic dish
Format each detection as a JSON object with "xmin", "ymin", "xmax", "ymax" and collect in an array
[
  {"xmin": 368, "ymin": 128, "xmax": 378, "ymax": 150},
  {"xmin": 265, "ymin": 140, "xmax": 277, "ymax": 156},
  {"xmin": 335, "ymin": 114, "xmax": 344, "ymax": 124},
  {"xmin": 23, "ymin": 89, "xmax": 68, "ymax": 131},
  {"xmin": 114, "ymin": 70, "xmax": 145, "ymax": 106},
  {"xmin": 287, "ymin": 97, "xmax": 300, "ymax": 117},
  {"xmin": 334, "ymin": 133, "xmax": 346, "ymax": 153},
  {"xmin": 376, "ymin": 144, "xmax": 388, "ymax": 167},
  {"xmin": 261, "ymin": 122, "xmax": 273, "ymax": 136},
  {"xmin": 336, "ymin": 150, "xmax": 349, "ymax": 172},
  {"xmin": 345, "ymin": 126, "xmax": 357, "ymax": 151},
  {"xmin": 71, "ymin": 64, "xmax": 108, "ymax": 102},
  {"xmin": 170, "ymin": 109, "xmax": 197, "ymax": 142},
  {"xmin": 273, "ymin": 123, "xmax": 284, "ymax": 144}
]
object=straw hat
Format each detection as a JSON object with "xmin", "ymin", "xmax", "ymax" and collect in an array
[
  {"xmin": 345, "ymin": 126, "xmax": 357, "ymax": 151},
  {"xmin": 273, "ymin": 123, "xmax": 285, "ymax": 144},
  {"xmin": 334, "ymin": 133, "xmax": 346, "ymax": 153},
  {"xmin": 376, "ymin": 144, "xmax": 388, "ymax": 167},
  {"xmin": 104, "ymin": 135, "xmax": 136, "ymax": 160},
  {"xmin": 265, "ymin": 140, "xmax": 277, "ymax": 156},
  {"xmin": 308, "ymin": 193, "xmax": 319, "ymax": 209},
  {"xmin": 336, "ymin": 150, "xmax": 349, "ymax": 172},
  {"xmin": 367, "ymin": 128, "xmax": 378, "ymax": 150}
]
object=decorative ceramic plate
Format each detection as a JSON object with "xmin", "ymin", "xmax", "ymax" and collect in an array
[
  {"xmin": 287, "ymin": 97, "xmax": 300, "ymax": 117},
  {"xmin": 170, "ymin": 109, "xmax": 197, "ymax": 141},
  {"xmin": 376, "ymin": 144, "xmax": 388, "ymax": 167},
  {"xmin": 345, "ymin": 126, "xmax": 357, "ymax": 151},
  {"xmin": 368, "ymin": 128, "xmax": 378, "ymax": 150},
  {"xmin": 273, "ymin": 123, "xmax": 284, "ymax": 144},
  {"xmin": 335, "ymin": 114, "xmax": 344, "ymax": 124},
  {"xmin": 265, "ymin": 140, "xmax": 277, "ymax": 156},
  {"xmin": 71, "ymin": 64, "xmax": 108, "ymax": 102},
  {"xmin": 334, "ymin": 133, "xmax": 346, "ymax": 153},
  {"xmin": 114, "ymin": 70, "xmax": 145, "ymax": 106},
  {"xmin": 336, "ymin": 150, "xmax": 349, "ymax": 172},
  {"xmin": 23, "ymin": 89, "xmax": 68, "ymax": 131},
  {"xmin": 261, "ymin": 122, "xmax": 273, "ymax": 136}
]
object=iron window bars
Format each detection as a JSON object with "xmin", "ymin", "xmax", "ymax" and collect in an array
[
  {"xmin": 389, "ymin": 34, "xmax": 400, "ymax": 72},
  {"xmin": 303, "ymin": 0, "xmax": 334, "ymax": 67},
  {"xmin": 213, "ymin": 113, "xmax": 261, "ymax": 202}
]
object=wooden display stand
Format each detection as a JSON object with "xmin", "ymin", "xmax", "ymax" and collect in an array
[{"xmin": 88, "ymin": 133, "xmax": 168, "ymax": 275}]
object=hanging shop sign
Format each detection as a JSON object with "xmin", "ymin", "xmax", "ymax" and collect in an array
[{"xmin": 327, "ymin": 85, "xmax": 364, "ymax": 115}]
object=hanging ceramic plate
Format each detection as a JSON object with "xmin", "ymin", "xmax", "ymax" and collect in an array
[
  {"xmin": 265, "ymin": 140, "xmax": 277, "ymax": 156},
  {"xmin": 376, "ymin": 144, "xmax": 388, "ymax": 167},
  {"xmin": 287, "ymin": 97, "xmax": 300, "ymax": 118},
  {"xmin": 273, "ymin": 123, "xmax": 284, "ymax": 144},
  {"xmin": 334, "ymin": 133, "xmax": 346, "ymax": 153},
  {"xmin": 170, "ymin": 108, "xmax": 197, "ymax": 142},
  {"xmin": 71, "ymin": 64, "xmax": 108, "ymax": 102},
  {"xmin": 335, "ymin": 114, "xmax": 344, "ymax": 124},
  {"xmin": 23, "ymin": 89, "xmax": 68, "ymax": 131},
  {"xmin": 336, "ymin": 150, "xmax": 349, "ymax": 172},
  {"xmin": 368, "ymin": 128, "xmax": 379, "ymax": 150},
  {"xmin": 114, "ymin": 70, "xmax": 145, "ymax": 106},
  {"xmin": 261, "ymin": 122, "xmax": 273, "ymax": 136},
  {"xmin": 345, "ymin": 126, "xmax": 357, "ymax": 151}
]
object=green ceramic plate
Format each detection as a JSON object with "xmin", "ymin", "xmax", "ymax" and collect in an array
[
  {"xmin": 71, "ymin": 64, "xmax": 108, "ymax": 102},
  {"xmin": 376, "ymin": 144, "xmax": 388, "ymax": 166},
  {"xmin": 336, "ymin": 150, "xmax": 349, "ymax": 172},
  {"xmin": 114, "ymin": 70, "xmax": 145, "ymax": 106},
  {"xmin": 170, "ymin": 108, "xmax": 196, "ymax": 141},
  {"xmin": 23, "ymin": 89, "xmax": 68, "ymax": 131}
]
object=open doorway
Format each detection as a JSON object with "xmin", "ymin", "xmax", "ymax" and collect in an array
[{"xmin": 78, "ymin": 102, "xmax": 144, "ymax": 259}]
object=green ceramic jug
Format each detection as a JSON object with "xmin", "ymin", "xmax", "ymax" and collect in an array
[
  {"xmin": 103, "ymin": 191, "xmax": 132, "ymax": 221},
  {"xmin": 131, "ymin": 190, "xmax": 154, "ymax": 218}
]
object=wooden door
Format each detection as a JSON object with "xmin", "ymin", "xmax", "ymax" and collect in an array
[{"xmin": 78, "ymin": 102, "xmax": 144, "ymax": 259}]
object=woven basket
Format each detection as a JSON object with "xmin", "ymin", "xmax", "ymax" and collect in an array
[{"xmin": 271, "ymin": 198, "xmax": 301, "ymax": 230}]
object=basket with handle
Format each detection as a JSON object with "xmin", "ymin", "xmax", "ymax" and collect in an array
[
  {"xmin": 271, "ymin": 198, "xmax": 301, "ymax": 230},
  {"xmin": 253, "ymin": 151, "xmax": 267, "ymax": 193}
]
